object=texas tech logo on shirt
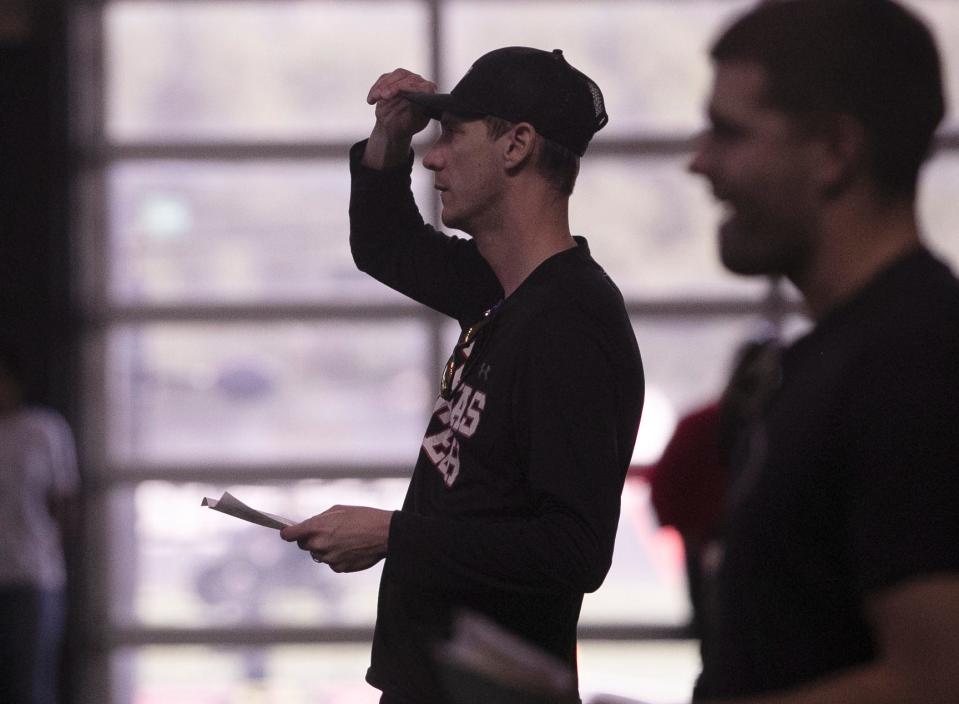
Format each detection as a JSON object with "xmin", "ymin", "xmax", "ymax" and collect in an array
[{"xmin": 422, "ymin": 383, "xmax": 486, "ymax": 487}]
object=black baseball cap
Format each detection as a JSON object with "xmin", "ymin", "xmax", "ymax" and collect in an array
[{"xmin": 403, "ymin": 46, "xmax": 608, "ymax": 157}]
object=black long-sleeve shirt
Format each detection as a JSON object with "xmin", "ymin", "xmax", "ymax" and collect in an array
[
  {"xmin": 349, "ymin": 141, "xmax": 644, "ymax": 703},
  {"xmin": 695, "ymin": 248, "xmax": 959, "ymax": 699}
]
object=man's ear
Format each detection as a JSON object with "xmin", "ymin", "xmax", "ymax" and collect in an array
[
  {"xmin": 502, "ymin": 122, "xmax": 537, "ymax": 170},
  {"xmin": 815, "ymin": 113, "xmax": 867, "ymax": 199}
]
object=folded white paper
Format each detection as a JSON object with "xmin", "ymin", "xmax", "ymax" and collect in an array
[{"xmin": 201, "ymin": 491, "xmax": 296, "ymax": 530}]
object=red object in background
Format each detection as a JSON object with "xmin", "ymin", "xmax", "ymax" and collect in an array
[{"xmin": 629, "ymin": 401, "xmax": 727, "ymax": 544}]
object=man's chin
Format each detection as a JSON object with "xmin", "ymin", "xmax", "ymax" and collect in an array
[
  {"xmin": 720, "ymin": 253, "xmax": 769, "ymax": 276},
  {"xmin": 439, "ymin": 210, "xmax": 459, "ymax": 230},
  {"xmin": 439, "ymin": 210, "xmax": 475, "ymax": 237},
  {"xmin": 719, "ymin": 221, "xmax": 776, "ymax": 276}
]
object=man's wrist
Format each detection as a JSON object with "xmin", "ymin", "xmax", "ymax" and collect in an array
[
  {"xmin": 362, "ymin": 124, "xmax": 413, "ymax": 170},
  {"xmin": 383, "ymin": 509, "xmax": 399, "ymax": 555}
]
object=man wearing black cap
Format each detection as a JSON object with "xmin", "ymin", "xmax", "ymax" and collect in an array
[{"xmin": 281, "ymin": 47, "xmax": 644, "ymax": 703}]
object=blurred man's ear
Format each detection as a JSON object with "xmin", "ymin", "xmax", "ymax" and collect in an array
[{"xmin": 816, "ymin": 113, "xmax": 868, "ymax": 199}]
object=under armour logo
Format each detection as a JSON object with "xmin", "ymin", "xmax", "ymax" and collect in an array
[{"xmin": 478, "ymin": 363, "xmax": 492, "ymax": 381}]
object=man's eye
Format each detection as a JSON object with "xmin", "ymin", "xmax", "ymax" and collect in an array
[{"xmin": 711, "ymin": 122, "xmax": 744, "ymax": 141}]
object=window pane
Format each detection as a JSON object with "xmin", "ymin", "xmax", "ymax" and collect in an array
[
  {"xmin": 105, "ymin": 322, "xmax": 432, "ymax": 466},
  {"xmin": 110, "ymin": 480, "xmax": 408, "ymax": 627},
  {"xmin": 579, "ymin": 640, "xmax": 700, "ymax": 704},
  {"xmin": 582, "ymin": 481, "xmax": 690, "ymax": 626},
  {"xmin": 112, "ymin": 478, "xmax": 688, "ymax": 629},
  {"xmin": 112, "ymin": 641, "xmax": 699, "ymax": 704},
  {"xmin": 445, "ymin": 0, "xmax": 751, "ymax": 137},
  {"xmin": 108, "ymin": 159, "xmax": 432, "ymax": 304},
  {"xmin": 112, "ymin": 645, "xmax": 381, "ymax": 704},
  {"xmin": 105, "ymin": 1, "xmax": 429, "ymax": 142},
  {"xmin": 632, "ymin": 315, "xmax": 768, "ymax": 464},
  {"xmin": 921, "ymin": 152, "xmax": 959, "ymax": 270},
  {"xmin": 573, "ymin": 156, "xmax": 764, "ymax": 300}
]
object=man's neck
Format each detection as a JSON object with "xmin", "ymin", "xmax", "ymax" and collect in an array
[
  {"xmin": 794, "ymin": 196, "xmax": 921, "ymax": 319},
  {"xmin": 473, "ymin": 190, "xmax": 576, "ymax": 297}
]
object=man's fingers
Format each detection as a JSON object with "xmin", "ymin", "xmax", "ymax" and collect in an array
[
  {"xmin": 282, "ymin": 506, "xmax": 387, "ymax": 573},
  {"xmin": 367, "ymin": 69, "xmax": 414, "ymax": 104},
  {"xmin": 279, "ymin": 521, "xmax": 306, "ymax": 542},
  {"xmin": 280, "ymin": 509, "xmax": 335, "ymax": 543},
  {"xmin": 367, "ymin": 69, "xmax": 436, "ymax": 104}
]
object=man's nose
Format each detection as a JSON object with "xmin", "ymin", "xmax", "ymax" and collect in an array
[
  {"xmin": 422, "ymin": 142, "xmax": 442, "ymax": 171},
  {"xmin": 687, "ymin": 131, "xmax": 712, "ymax": 176}
]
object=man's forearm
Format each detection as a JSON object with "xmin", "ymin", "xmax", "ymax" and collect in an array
[{"xmin": 361, "ymin": 123, "xmax": 413, "ymax": 170}]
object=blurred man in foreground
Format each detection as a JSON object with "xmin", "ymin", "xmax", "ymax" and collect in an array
[{"xmin": 688, "ymin": 1, "xmax": 959, "ymax": 702}]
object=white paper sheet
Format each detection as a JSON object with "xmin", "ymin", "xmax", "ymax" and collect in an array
[{"xmin": 201, "ymin": 491, "xmax": 296, "ymax": 530}]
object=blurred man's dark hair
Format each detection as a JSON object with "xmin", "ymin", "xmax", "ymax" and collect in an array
[{"xmin": 712, "ymin": 0, "xmax": 945, "ymax": 198}]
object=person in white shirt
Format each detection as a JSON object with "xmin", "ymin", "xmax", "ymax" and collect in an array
[{"xmin": 0, "ymin": 342, "xmax": 79, "ymax": 704}]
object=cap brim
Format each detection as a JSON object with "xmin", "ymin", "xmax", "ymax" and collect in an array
[{"xmin": 401, "ymin": 91, "xmax": 485, "ymax": 120}]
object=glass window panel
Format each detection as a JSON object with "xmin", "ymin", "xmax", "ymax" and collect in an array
[
  {"xmin": 112, "ymin": 645, "xmax": 381, "ymax": 704},
  {"xmin": 920, "ymin": 152, "xmax": 959, "ymax": 270},
  {"xmin": 110, "ymin": 480, "xmax": 409, "ymax": 627},
  {"xmin": 906, "ymin": 1, "xmax": 959, "ymax": 128},
  {"xmin": 113, "ymin": 641, "xmax": 699, "ymax": 704},
  {"xmin": 105, "ymin": 1, "xmax": 429, "ymax": 142},
  {"xmin": 632, "ymin": 315, "xmax": 766, "ymax": 464},
  {"xmin": 582, "ymin": 481, "xmax": 690, "ymax": 626},
  {"xmin": 573, "ymin": 155, "xmax": 765, "ymax": 300},
  {"xmin": 113, "ymin": 478, "xmax": 688, "ymax": 628},
  {"xmin": 108, "ymin": 159, "xmax": 432, "ymax": 304},
  {"xmin": 105, "ymin": 322, "xmax": 432, "ymax": 466},
  {"xmin": 579, "ymin": 640, "xmax": 700, "ymax": 704},
  {"xmin": 445, "ymin": 0, "xmax": 751, "ymax": 137}
]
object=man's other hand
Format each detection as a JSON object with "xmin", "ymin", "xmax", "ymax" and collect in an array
[{"xmin": 281, "ymin": 505, "xmax": 394, "ymax": 573}]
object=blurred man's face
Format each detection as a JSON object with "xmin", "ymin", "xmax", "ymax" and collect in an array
[{"xmin": 688, "ymin": 62, "xmax": 824, "ymax": 280}]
